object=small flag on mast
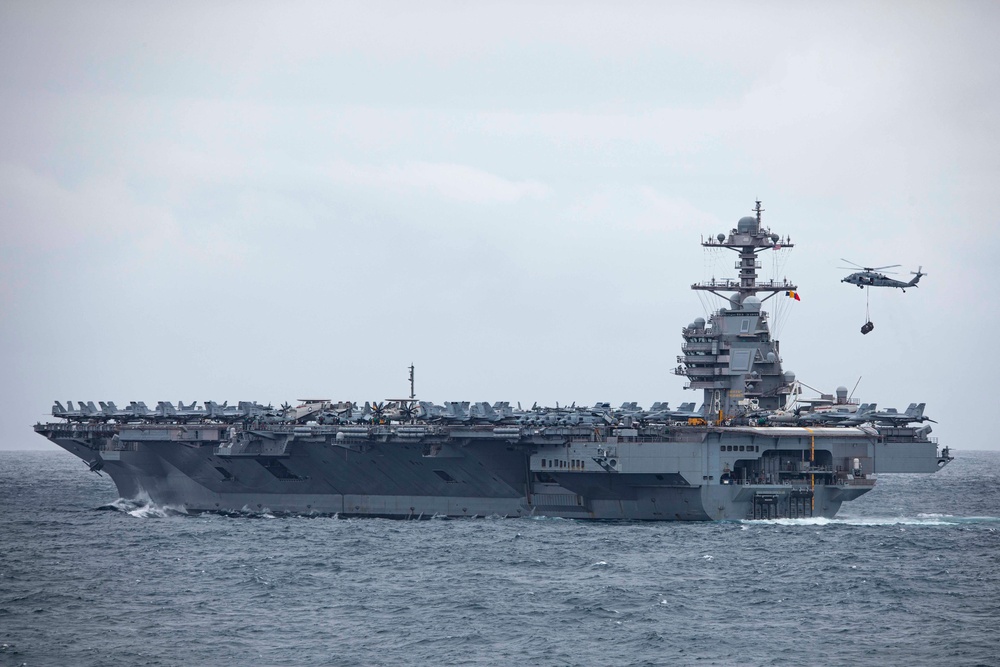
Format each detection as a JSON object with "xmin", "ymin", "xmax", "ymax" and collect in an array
[{"xmin": 786, "ymin": 291, "xmax": 800, "ymax": 301}]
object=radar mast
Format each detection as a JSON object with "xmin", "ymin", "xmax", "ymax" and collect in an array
[
  {"xmin": 691, "ymin": 199, "xmax": 795, "ymax": 303},
  {"xmin": 675, "ymin": 201, "xmax": 796, "ymax": 422}
]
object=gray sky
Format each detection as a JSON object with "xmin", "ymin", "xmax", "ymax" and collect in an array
[{"xmin": 2, "ymin": 1, "xmax": 998, "ymax": 451}]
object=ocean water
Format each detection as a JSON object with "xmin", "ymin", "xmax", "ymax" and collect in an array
[{"xmin": 1, "ymin": 449, "xmax": 998, "ymax": 667}]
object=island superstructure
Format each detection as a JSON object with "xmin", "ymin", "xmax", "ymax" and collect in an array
[{"xmin": 35, "ymin": 202, "xmax": 951, "ymax": 520}]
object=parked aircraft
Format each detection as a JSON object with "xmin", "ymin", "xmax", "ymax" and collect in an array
[{"xmin": 871, "ymin": 403, "xmax": 935, "ymax": 425}]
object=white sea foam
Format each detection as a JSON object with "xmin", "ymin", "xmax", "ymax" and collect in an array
[
  {"xmin": 106, "ymin": 495, "xmax": 188, "ymax": 518},
  {"xmin": 743, "ymin": 515, "xmax": 999, "ymax": 527}
]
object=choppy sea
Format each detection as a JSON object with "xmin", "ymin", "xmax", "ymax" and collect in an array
[{"xmin": 1, "ymin": 449, "xmax": 998, "ymax": 667}]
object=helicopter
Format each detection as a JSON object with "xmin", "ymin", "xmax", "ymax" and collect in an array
[{"xmin": 840, "ymin": 259, "xmax": 926, "ymax": 292}]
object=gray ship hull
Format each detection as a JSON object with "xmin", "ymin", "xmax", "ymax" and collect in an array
[
  {"xmin": 36, "ymin": 201, "xmax": 951, "ymax": 520},
  {"xmin": 38, "ymin": 421, "xmax": 943, "ymax": 521}
]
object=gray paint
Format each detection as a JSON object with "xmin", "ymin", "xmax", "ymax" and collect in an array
[{"xmin": 34, "ymin": 203, "xmax": 950, "ymax": 520}]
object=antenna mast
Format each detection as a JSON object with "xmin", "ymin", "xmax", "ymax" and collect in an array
[
  {"xmin": 408, "ymin": 364, "xmax": 415, "ymax": 400},
  {"xmin": 691, "ymin": 199, "xmax": 795, "ymax": 304}
]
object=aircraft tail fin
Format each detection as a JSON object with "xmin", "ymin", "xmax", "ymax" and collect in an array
[{"xmin": 908, "ymin": 266, "xmax": 925, "ymax": 286}]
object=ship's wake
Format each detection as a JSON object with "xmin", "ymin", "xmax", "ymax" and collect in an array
[
  {"xmin": 742, "ymin": 514, "xmax": 1000, "ymax": 527},
  {"xmin": 96, "ymin": 496, "xmax": 189, "ymax": 518}
]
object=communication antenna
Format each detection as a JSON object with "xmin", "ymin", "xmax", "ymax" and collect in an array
[
  {"xmin": 848, "ymin": 376, "xmax": 862, "ymax": 401},
  {"xmin": 408, "ymin": 364, "xmax": 415, "ymax": 400}
]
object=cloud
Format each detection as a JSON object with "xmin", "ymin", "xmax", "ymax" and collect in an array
[
  {"xmin": 324, "ymin": 160, "xmax": 549, "ymax": 204},
  {"xmin": 0, "ymin": 162, "xmax": 247, "ymax": 263},
  {"xmin": 568, "ymin": 186, "xmax": 720, "ymax": 234}
]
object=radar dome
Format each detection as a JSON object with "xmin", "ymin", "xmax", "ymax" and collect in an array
[
  {"xmin": 766, "ymin": 352, "xmax": 776, "ymax": 363},
  {"xmin": 737, "ymin": 216, "xmax": 757, "ymax": 233},
  {"xmin": 717, "ymin": 233, "xmax": 726, "ymax": 243},
  {"xmin": 742, "ymin": 296, "xmax": 761, "ymax": 311},
  {"xmin": 836, "ymin": 386, "xmax": 848, "ymax": 401},
  {"xmin": 783, "ymin": 371, "xmax": 796, "ymax": 384},
  {"xmin": 694, "ymin": 317, "xmax": 705, "ymax": 329},
  {"xmin": 770, "ymin": 233, "xmax": 779, "ymax": 243}
]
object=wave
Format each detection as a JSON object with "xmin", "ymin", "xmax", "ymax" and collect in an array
[
  {"xmin": 96, "ymin": 496, "xmax": 189, "ymax": 518},
  {"xmin": 743, "ymin": 514, "xmax": 1000, "ymax": 527}
]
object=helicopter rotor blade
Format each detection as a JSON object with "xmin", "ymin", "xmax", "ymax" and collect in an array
[{"xmin": 841, "ymin": 259, "xmax": 902, "ymax": 272}]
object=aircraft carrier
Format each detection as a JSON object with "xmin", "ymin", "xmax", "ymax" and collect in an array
[{"xmin": 35, "ymin": 202, "xmax": 952, "ymax": 520}]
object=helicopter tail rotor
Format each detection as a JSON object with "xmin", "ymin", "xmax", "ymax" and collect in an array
[{"xmin": 906, "ymin": 266, "xmax": 926, "ymax": 288}]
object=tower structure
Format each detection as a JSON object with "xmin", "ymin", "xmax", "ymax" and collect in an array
[{"xmin": 674, "ymin": 201, "xmax": 797, "ymax": 421}]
